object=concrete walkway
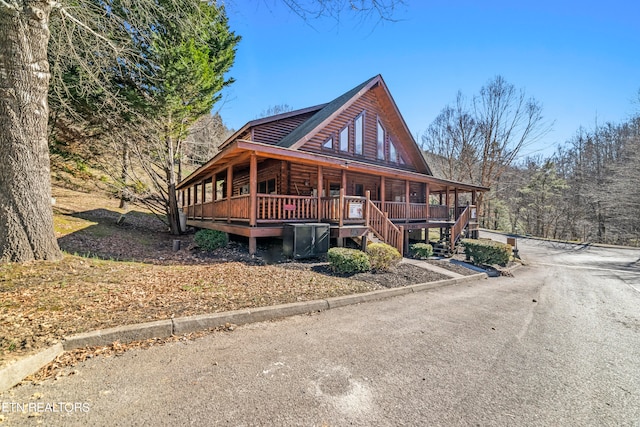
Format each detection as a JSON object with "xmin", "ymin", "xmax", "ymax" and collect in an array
[{"xmin": 401, "ymin": 258, "xmax": 465, "ymax": 278}]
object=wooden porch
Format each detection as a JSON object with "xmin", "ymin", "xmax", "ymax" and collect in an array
[{"xmin": 183, "ymin": 189, "xmax": 478, "ymax": 255}]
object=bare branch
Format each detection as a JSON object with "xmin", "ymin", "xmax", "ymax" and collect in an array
[
  {"xmin": 0, "ymin": 0, "xmax": 19, "ymax": 13},
  {"xmin": 52, "ymin": 5, "xmax": 118, "ymax": 52}
]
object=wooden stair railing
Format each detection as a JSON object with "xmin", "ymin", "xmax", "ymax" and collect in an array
[
  {"xmin": 365, "ymin": 192, "xmax": 404, "ymax": 255},
  {"xmin": 450, "ymin": 205, "xmax": 472, "ymax": 252}
]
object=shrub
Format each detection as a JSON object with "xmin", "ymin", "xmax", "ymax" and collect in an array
[
  {"xmin": 409, "ymin": 243, "xmax": 433, "ymax": 259},
  {"xmin": 461, "ymin": 239, "xmax": 512, "ymax": 266},
  {"xmin": 194, "ymin": 229, "xmax": 228, "ymax": 252},
  {"xmin": 366, "ymin": 242, "xmax": 401, "ymax": 272},
  {"xmin": 327, "ymin": 247, "xmax": 371, "ymax": 274}
]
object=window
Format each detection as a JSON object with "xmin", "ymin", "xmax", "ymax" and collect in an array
[
  {"xmin": 204, "ymin": 179, "xmax": 213, "ymax": 202},
  {"xmin": 354, "ymin": 114, "xmax": 364, "ymax": 155},
  {"xmin": 215, "ymin": 179, "xmax": 225, "ymax": 200},
  {"xmin": 377, "ymin": 120, "xmax": 385, "ymax": 160},
  {"xmin": 339, "ymin": 127, "xmax": 349, "ymax": 152},
  {"xmin": 354, "ymin": 183, "xmax": 364, "ymax": 197},
  {"xmin": 389, "ymin": 141, "xmax": 398, "ymax": 163},
  {"xmin": 323, "ymin": 137, "xmax": 333, "ymax": 150},
  {"xmin": 258, "ymin": 178, "xmax": 276, "ymax": 194}
]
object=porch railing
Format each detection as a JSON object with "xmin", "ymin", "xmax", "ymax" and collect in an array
[
  {"xmin": 230, "ymin": 195, "xmax": 250, "ymax": 220},
  {"xmin": 450, "ymin": 205, "xmax": 473, "ymax": 250},
  {"xmin": 366, "ymin": 196, "xmax": 403, "ymax": 254},
  {"xmin": 257, "ymin": 194, "xmax": 317, "ymax": 222},
  {"xmin": 184, "ymin": 194, "xmax": 463, "ymax": 224}
]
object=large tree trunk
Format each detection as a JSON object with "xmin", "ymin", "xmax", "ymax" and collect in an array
[
  {"xmin": 164, "ymin": 128, "xmax": 181, "ymax": 236},
  {"xmin": 0, "ymin": 3, "xmax": 62, "ymax": 262}
]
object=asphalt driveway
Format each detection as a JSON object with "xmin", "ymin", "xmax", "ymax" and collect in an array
[{"xmin": 2, "ymin": 232, "xmax": 639, "ymax": 426}]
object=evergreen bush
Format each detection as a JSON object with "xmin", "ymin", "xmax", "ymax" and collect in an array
[
  {"xmin": 366, "ymin": 242, "xmax": 401, "ymax": 272},
  {"xmin": 461, "ymin": 239, "xmax": 511, "ymax": 266},
  {"xmin": 194, "ymin": 229, "xmax": 228, "ymax": 251},
  {"xmin": 409, "ymin": 243, "xmax": 433, "ymax": 259},
  {"xmin": 327, "ymin": 248, "xmax": 371, "ymax": 274}
]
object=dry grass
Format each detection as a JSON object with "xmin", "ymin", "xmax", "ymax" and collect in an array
[{"xmin": 1, "ymin": 187, "xmax": 379, "ymax": 366}]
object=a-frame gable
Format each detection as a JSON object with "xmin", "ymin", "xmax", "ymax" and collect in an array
[{"xmin": 277, "ymin": 75, "xmax": 432, "ymax": 176}]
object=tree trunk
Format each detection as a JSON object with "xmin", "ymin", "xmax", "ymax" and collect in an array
[
  {"xmin": 0, "ymin": 3, "xmax": 62, "ymax": 262},
  {"xmin": 165, "ymin": 128, "xmax": 181, "ymax": 235},
  {"xmin": 119, "ymin": 142, "xmax": 129, "ymax": 209}
]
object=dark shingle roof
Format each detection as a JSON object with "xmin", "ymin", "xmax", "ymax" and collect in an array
[{"xmin": 276, "ymin": 75, "xmax": 379, "ymax": 148}]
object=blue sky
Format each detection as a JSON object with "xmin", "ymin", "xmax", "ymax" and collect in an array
[{"xmin": 218, "ymin": 0, "xmax": 640, "ymax": 159}]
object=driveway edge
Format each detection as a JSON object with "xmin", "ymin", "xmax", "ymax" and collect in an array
[
  {"xmin": 0, "ymin": 344, "xmax": 63, "ymax": 393},
  {"xmin": 2, "ymin": 272, "xmax": 487, "ymax": 393}
]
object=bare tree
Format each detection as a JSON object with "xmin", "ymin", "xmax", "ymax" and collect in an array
[
  {"xmin": 423, "ymin": 76, "xmax": 551, "ymax": 223},
  {"xmin": 1, "ymin": 0, "xmax": 405, "ymax": 263},
  {"xmin": 0, "ymin": 2, "xmax": 61, "ymax": 261},
  {"xmin": 259, "ymin": 104, "xmax": 294, "ymax": 118},
  {"xmin": 421, "ymin": 92, "xmax": 479, "ymax": 183},
  {"xmin": 182, "ymin": 113, "xmax": 231, "ymax": 169},
  {"xmin": 0, "ymin": 0, "xmax": 197, "ymax": 261}
]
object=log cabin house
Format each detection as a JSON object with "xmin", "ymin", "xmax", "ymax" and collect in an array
[{"xmin": 177, "ymin": 75, "xmax": 488, "ymax": 256}]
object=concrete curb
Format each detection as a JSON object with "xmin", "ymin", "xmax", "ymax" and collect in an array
[
  {"xmin": 1, "ymin": 272, "xmax": 487, "ymax": 393},
  {"xmin": 63, "ymin": 319, "xmax": 174, "ymax": 351},
  {"xmin": 0, "ymin": 344, "xmax": 63, "ymax": 393}
]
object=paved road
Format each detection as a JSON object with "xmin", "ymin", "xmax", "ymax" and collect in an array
[{"xmin": 2, "ymin": 234, "xmax": 639, "ymax": 426}]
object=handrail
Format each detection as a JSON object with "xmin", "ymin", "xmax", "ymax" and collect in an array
[
  {"xmin": 450, "ymin": 205, "xmax": 472, "ymax": 250},
  {"xmin": 366, "ymin": 195, "xmax": 403, "ymax": 255}
]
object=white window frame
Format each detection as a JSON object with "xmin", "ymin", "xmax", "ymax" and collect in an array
[
  {"xmin": 339, "ymin": 126, "xmax": 349, "ymax": 152},
  {"xmin": 354, "ymin": 113, "xmax": 364, "ymax": 155},
  {"xmin": 377, "ymin": 119, "xmax": 385, "ymax": 160},
  {"xmin": 389, "ymin": 140, "xmax": 398, "ymax": 163}
]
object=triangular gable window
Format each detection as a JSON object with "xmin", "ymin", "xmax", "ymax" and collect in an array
[{"xmin": 323, "ymin": 137, "xmax": 333, "ymax": 150}]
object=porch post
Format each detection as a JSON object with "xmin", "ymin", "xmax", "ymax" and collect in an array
[
  {"xmin": 405, "ymin": 180, "xmax": 410, "ymax": 221},
  {"xmin": 200, "ymin": 180, "xmax": 205, "ymax": 220},
  {"xmin": 341, "ymin": 169, "xmax": 347, "ymax": 194},
  {"xmin": 403, "ymin": 226, "xmax": 409, "ymax": 255},
  {"xmin": 380, "ymin": 176, "xmax": 386, "ymax": 204},
  {"xmin": 425, "ymin": 182, "xmax": 430, "ymax": 220},
  {"xmin": 248, "ymin": 155, "xmax": 258, "ymax": 254},
  {"xmin": 445, "ymin": 187, "xmax": 451, "ymax": 220},
  {"xmin": 365, "ymin": 190, "xmax": 371, "ymax": 227},
  {"xmin": 249, "ymin": 153, "xmax": 257, "ymax": 226},
  {"xmin": 454, "ymin": 188, "xmax": 459, "ymax": 219},
  {"xmin": 339, "ymin": 187, "xmax": 345, "ymax": 227},
  {"xmin": 472, "ymin": 190, "xmax": 477, "ymax": 206},
  {"xmin": 226, "ymin": 165, "xmax": 233, "ymax": 223},
  {"xmin": 317, "ymin": 165, "xmax": 323, "ymax": 220}
]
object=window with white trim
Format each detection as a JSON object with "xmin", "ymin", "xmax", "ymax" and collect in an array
[
  {"xmin": 354, "ymin": 114, "xmax": 364, "ymax": 155},
  {"xmin": 339, "ymin": 127, "xmax": 349, "ymax": 152},
  {"xmin": 389, "ymin": 141, "xmax": 398, "ymax": 163},
  {"xmin": 377, "ymin": 120, "xmax": 385, "ymax": 160}
]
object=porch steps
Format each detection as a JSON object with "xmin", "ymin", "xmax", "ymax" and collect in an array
[
  {"xmin": 349, "ymin": 231, "xmax": 383, "ymax": 249},
  {"xmin": 432, "ymin": 241, "xmax": 452, "ymax": 257}
]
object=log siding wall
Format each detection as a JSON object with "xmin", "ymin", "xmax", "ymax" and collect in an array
[
  {"xmin": 251, "ymin": 112, "xmax": 317, "ymax": 145},
  {"xmin": 298, "ymin": 90, "xmax": 417, "ymax": 172}
]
